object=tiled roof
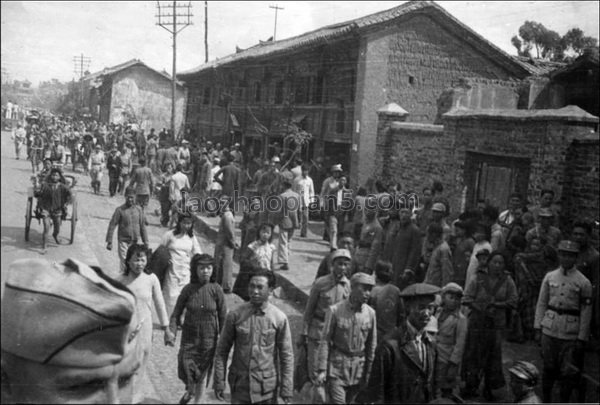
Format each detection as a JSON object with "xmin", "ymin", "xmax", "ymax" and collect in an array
[
  {"xmin": 514, "ymin": 56, "xmax": 566, "ymax": 76},
  {"xmin": 178, "ymin": 1, "xmax": 537, "ymax": 78},
  {"xmin": 443, "ymin": 105, "xmax": 599, "ymax": 123},
  {"xmin": 83, "ymin": 59, "xmax": 183, "ymax": 86}
]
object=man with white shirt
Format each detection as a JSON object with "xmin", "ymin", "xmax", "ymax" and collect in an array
[
  {"xmin": 320, "ymin": 164, "xmax": 345, "ymax": 250},
  {"xmin": 170, "ymin": 163, "xmax": 191, "ymax": 205},
  {"xmin": 293, "ymin": 164, "xmax": 315, "ymax": 237}
]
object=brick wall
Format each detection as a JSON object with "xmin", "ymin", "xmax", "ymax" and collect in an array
[
  {"xmin": 376, "ymin": 109, "xmax": 599, "ymax": 220},
  {"xmin": 561, "ymin": 138, "xmax": 600, "ymax": 229},
  {"xmin": 354, "ymin": 14, "xmax": 528, "ymax": 186}
]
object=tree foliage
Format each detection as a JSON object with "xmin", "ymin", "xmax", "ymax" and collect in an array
[{"xmin": 512, "ymin": 20, "xmax": 598, "ymax": 61}]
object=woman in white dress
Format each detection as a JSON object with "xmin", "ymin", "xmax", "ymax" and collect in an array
[
  {"xmin": 160, "ymin": 212, "xmax": 202, "ymax": 315},
  {"xmin": 119, "ymin": 244, "xmax": 170, "ymax": 404}
]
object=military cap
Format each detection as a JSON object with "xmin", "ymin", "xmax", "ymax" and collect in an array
[
  {"xmin": 331, "ymin": 164, "xmax": 342, "ymax": 172},
  {"xmin": 508, "ymin": 361, "xmax": 539, "ymax": 385},
  {"xmin": 95, "ymin": 143, "xmax": 102, "ymax": 149},
  {"xmin": 271, "ymin": 156, "xmax": 281, "ymax": 163},
  {"xmin": 399, "ymin": 283, "xmax": 441, "ymax": 298},
  {"xmin": 350, "ymin": 272, "xmax": 375, "ymax": 286},
  {"xmin": 538, "ymin": 208, "xmax": 554, "ymax": 217},
  {"xmin": 557, "ymin": 240, "xmax": 580, "ymax": 253},
  {"xmin": 125, "ymin": 187, "xmax": 136, "ymax": 196},
  {"xmin": 331, "ymin": 248, "xmax": 352, "ymax": 262},
  {"xmin": 432, "ymin": 202, "xmax": 446, "ymax": 212},
  {"xmin": 1, "ymin": 258, "xmax": 140, "ymax": 368},
  {"xmin": 441, "ymin": 282, "xmax": 464, "ymax": 296}
]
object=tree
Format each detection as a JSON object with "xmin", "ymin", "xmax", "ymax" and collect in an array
[
  {"xmin": 562, "ymin": 28, "xmax": 599, "ymax": 56},
  {"xmin": 513, "ymin": 21, "xmax": 599, "ymax": 61}
]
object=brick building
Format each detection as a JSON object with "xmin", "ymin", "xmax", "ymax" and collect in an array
[
  {"xmin": 376, "ymin": 105, "xmax": 599, "ymax": 227},
  {"xmin": 83, "ymin": 59, "xmax": 186, "ymax": 133},
  {"xmin": 178, "ymin": 0, "xmax": 541, "ymax": 185}
]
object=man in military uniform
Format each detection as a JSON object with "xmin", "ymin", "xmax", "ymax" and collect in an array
[
  {"xmin": 301, "ymin": 249, "xmax": 352, "ymax": 403},
  {"xmin": 317, "ymin": 272, "xmax": 377, "ymax": 404},
  {"xmin": 534, "ymin": 240, "xmax": 593, "ymax": 403},
  {"xmin": 213, "ymin": 270, "xmax": 293, "ymax": 404},
  {"xmin": 362, "ymin": 283, "xmax": 440, "ymax": 403},
  {"xmin": 508, "ymin": 361, "xmax": 542, "ymax": 404},
  {"xmin": 1, "ymin": 258, "xmax": 143, "ymax": 404}
]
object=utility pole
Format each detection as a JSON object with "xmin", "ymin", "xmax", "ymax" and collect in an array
[
  {"xmin": 204, "ymin": 1, "xmax": 208, "ymax": 63},
  {"xmin": 73, "ymin": 54, "xmax": 91, "ymax": 113},
  {"xmin": 156, "ymin": 1, "xmax": 193, "ymax": 142},
  {"xmin": 269, "ymin": 4, "xmax": 284, "ymax": 41}
]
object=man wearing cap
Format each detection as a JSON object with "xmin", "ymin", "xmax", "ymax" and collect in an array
[
  {"xmin": 428, "ymin": 202, "xmax": 451, "ymax": 241},
  {"xmin": 230, "ymin": 142, "xmax": 243, "ymax": 166},
  {"xmin": 213, "ymin": 157, "xmax": 242, "ymax": 209},
  {"xmin": 88, "ymin": 143, "xmax": 105, "ymax": 194},
  {"xmin": 382, "ymin": 207, "xmax": 422, "ymax": 289},
  {"xmin": 107, "ymin": 143, "xmax": 123, "ymax": 197},
  {"xmin": 214, "ymin": 270, "xmax": 293, "ymax": 404},
  {"xmin": 293, "ymin": 164, "xmax": 315, "ymax": 238},
  {"xmin": 508, "ymin": 361, "xmax": 542, "ymax": 404},
  {"xmin": 320, "ymin": 164, "xmax": 345, "ymax": 250},
  {"xmin": 316, "ymin": 272, "xmax": 377, "ymax": 404},
  {"xmin": 146, "ymin": 132, "xmax": 159, "ymax": 173},
  {"xmin": 34, "ymin": 167, "xmax": 72, "ymax": 250},
  {"xmin": 534, "ymin": 239, "xmax": 593, "ymax": 402},
  {"xmin": 49, "ymin": 135, "xmax": 66, "ymax": 168},
  {"xmin": 106, "ymin": 187, "xmax": 149, "ymax": 273},
  {"xmin": 362, "ymin": 283, "xmax": 440, "ymax": 403},
  {"xmin": 526, "ymin": 208, "xmax": 562, "ymax": 249},
  {"xmin": 301, "ymin": 249, "xmax": 352, "ymax": 403},
  {"xmin": 128, "ymin": 157, "xmax": 154, "ymax": 216},
  {"xmin": 1, "ymin": 258, "xmax": 143, "ymax": 404},
  {"xmin": 434, "ymin": 282, "xmax": 467, "ymax": 399},
  {"xmin": 269, "ymin": 178, "xmax": 300, "ymax": 271}
]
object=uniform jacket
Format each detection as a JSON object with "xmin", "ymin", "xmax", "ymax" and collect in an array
[
  {"xmin": 105, "ymin": 204, "xmax": 148, "ymax": 244},
  {"xmin": 213, "ymin": 302, "xmax": 294, "ymax": 403},
  {"xmin": 318, "ymin": 299, "xmax": 377, "ymax": 386},
  {"xmin": 362, "ymin": 321, "xmax": 437, "ymax": 404},
  {"xmin": 424, "ymin": 241, "xmax": 453, "ymax": 288},
  {"xmin": 214, "ymin": 164, "xmax": 242, "ymax": 197},
  {"xmin": 534, "ymin": 267, "xmax": 593, "ymax": 341},
  {"xmin": 434, "ymin": 307, "xmax": 467, "ymax": 365},
  {"xmin": 303, "ymin": 274, "xmax": 350, "ymax": 340},
  {"xmin": 382, "ymin": 222, "xmax": 422, "ymax": 286},
  {"xmin": 129, "ymin": 166, "xmax": 153, "ymax": 195},
  {"xmin": 356, "ymin": 219, "xmax": 383, "ymax": 272}
]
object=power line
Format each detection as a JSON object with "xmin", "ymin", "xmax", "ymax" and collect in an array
[{"xmin": 156, "ymin": 1, "xmax": 193, "ymax": 140}]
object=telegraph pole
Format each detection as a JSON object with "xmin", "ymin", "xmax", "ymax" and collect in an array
[
  {"xmin": 73, "ymin": 54, "xmax": 91, "ymax": 112},
  {"xmin": 269, "ymin": 4, "xmax": 284, "ymax": 41},
  {"xmin": 156, "ymin": 1, "xmax": 193, "ymax": 141},
  {"xmin": 204, "ymin": 1, "xmax": 208, "ymax": 63}
]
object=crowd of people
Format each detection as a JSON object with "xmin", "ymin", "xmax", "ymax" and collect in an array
[{"xmin": 3, "ymin": 114, "xmax": 599, "ymax": 404}]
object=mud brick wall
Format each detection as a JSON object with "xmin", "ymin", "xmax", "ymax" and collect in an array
[
  {"xmin": 376, "ymin": 110, "xmax": 599, "ymax": 219},
  {"xmin": 561, "ymin": 138, "xmax": 600, "ymax": 229},
  {"xmin": 354, "ymin": 14, "xmax": 526, "ymax": 186},
  {"xmin": 110, "ymin": 66, "xmax": 186, "ymax": 134}
]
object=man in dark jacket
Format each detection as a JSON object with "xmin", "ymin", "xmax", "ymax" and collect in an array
[
  {"xmin": 213, "ymin": 157, "xmax": 242, "ymax": 209},
  {"xmin": 360, "ymin": 283, "xmax": 440, "ymax": 404}
]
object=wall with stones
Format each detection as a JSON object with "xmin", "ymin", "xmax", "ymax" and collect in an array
[
  {"xmin": 354, "ymin": 14, "xmax": 527, "ymax": 186},
  {"xmin": 376, "ymin": 110, "xmax": 599, "ymax": 219},
  {"xmin": 561, "ymin": 138, "xmax": 600, "ymax": 229},
  {"xmin": 110, "ymin": 66, "xmax": 186, "ymax": 134}
]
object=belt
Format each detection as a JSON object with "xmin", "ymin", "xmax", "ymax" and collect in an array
[
  {"xmin": 332, "ymin": 346, "xmax": 365, "ymax": 358},
  {"xmin": 547, "ymin": 305, "xmax": 580, "ymax": 316}
]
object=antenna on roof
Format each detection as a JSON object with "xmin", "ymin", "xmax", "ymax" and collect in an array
[{"xmin": 269, "ymin": 4, "xmax": 284, "ymax": 41}]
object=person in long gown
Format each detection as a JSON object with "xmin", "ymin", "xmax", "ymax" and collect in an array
[
  {"xmin": 119, "ymin": 243, "xmax": 170, "ymax": 404},
  {"xmin": 166, "ymin": 253, "xmax": 227, "ymax": 404},
  {"xmin": 160, "ymin": 212, "xmax": 203, "ymax": 316}
]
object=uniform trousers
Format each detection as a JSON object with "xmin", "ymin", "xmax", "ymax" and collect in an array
[
  {"xmin": 118, "ymin": 241, "xmax": 132, "ymax": 273},
  {"xmin": 307, "ymin": 337, "xmax": 327, "ymax": 403},
  {"xmin": 541, "ymin": 334, "xmax": 585, "ymax": 403},
  {"xmin": 278, "ymin": 228, "xmax": 294, "ymax": 264},
  {"xmin": 327, "ymin": 378, "xmax": 362, "ymax": 404}
]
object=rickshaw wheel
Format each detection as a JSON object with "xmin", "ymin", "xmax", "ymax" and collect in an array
[{"xmin": 25, "ymin": 197, "xmax": 33, "ymax": 242}]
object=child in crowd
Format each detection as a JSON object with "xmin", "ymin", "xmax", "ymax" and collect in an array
[{"xmin": 434, "ymin": 282, "xmax": 468, "ymax": 399}]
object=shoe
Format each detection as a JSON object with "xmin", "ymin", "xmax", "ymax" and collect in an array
[
  {"xmin": 280, "ymin": 264, "xmax": 289, "ymax": 271},
  {"xmin": 179, "ymin": 391, "xmax": 191, "ymax": 405}
]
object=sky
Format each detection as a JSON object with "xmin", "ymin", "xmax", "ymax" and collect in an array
[{"xmin": 1, "ymin": 1, "xmax": 599, "ymax": 85}]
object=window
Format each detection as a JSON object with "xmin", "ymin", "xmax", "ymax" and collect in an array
[
  {"xmin": 202, "ymin": 87, "xmax": 211, "ymax": 105},
  {"xmin": 254, "ymin": 82, "xmax": 262, "ymax": 102},
  {"xmin": 274, "ymin": 81, "xmax": 285, "ymax": 104},
  {"xmin": 313, "ymin": 75, "xmax": 324, "ymax": 104},
  {"xmin": 294, "ymin": 76, "xmax": 311, "ymax": 104},
  {"xmin": 408, "ymin": 75, "xmax": 416, "ymax": 86}
]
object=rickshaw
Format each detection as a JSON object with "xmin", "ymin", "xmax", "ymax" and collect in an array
[{"xmin": 25, "ymin": 165, "xmax": 78, "ymax": 244}]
